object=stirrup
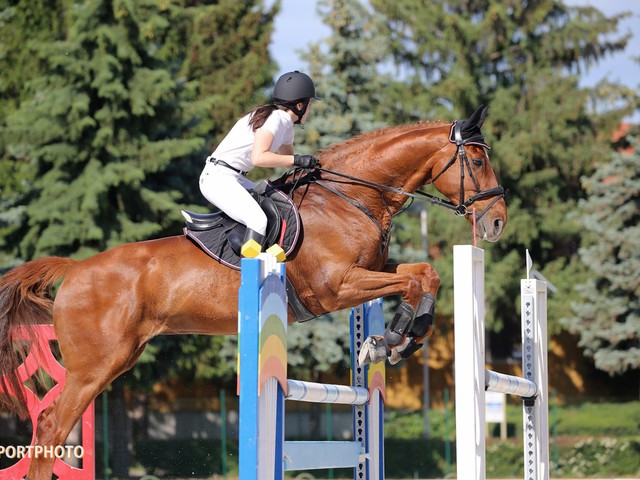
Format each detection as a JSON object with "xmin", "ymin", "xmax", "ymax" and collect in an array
[{"xmin": 266, "ymin": 244, "xmax": 286, "ymax": 262}]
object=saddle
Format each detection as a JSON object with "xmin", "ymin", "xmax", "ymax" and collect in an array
[{"xmin": 182, "ymin": 180, "xmax": 302, "ymax": 270}]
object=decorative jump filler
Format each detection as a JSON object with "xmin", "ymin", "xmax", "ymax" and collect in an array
[{"xmin": 237, "ymin": 254, "xmax": 386, "ymax": 480}]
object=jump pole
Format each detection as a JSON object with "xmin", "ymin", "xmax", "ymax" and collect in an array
[
  {"xmin": 453, "ymin": 245, "xmax": 548, "ymax": 480},
  {"xmin": 237, "ymin": 254, "xmax": 385, "ymax": 480}
]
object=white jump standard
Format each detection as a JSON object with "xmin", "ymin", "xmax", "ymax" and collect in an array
[
  {"xmin": 453, "ymin": 245, "xmax": 549, "ymax": 480},
  {"xmin": 237, "ymin": 254, "xmax": 385, "ymax": 480}
]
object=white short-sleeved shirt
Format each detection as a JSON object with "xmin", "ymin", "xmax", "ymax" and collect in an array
[{"xmin": 210, "ymin": 109, "xmax": 295, "ymax": 172}]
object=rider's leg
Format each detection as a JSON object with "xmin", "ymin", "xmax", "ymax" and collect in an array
[{"xmin": 200, "ymin": 166, "xmax": 268, "ymax": 257}]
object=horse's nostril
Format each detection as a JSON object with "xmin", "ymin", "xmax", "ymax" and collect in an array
[{"xmin": 494, "ymin": 218, "xmax": 503, "ymax": 234}]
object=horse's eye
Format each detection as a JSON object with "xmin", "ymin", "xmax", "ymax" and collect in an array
[{"xmin": 472, "ymin": 158, "xmax": 484, "ymax": 167}]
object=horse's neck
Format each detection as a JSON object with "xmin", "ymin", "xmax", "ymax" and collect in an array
[
  {"xmin": 319, "ymin": 122, "xmax": 450, "ymax": 219},
  {"xmin": 341, "ymin": 123, "xmax": 450, "ymax": 202}
]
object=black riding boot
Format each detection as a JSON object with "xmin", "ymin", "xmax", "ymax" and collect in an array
[{"xmin": 241, "ymin": 228, "xmax": 265, "ymax": 258}]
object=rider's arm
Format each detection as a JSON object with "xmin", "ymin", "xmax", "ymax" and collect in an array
[
  {"xmin": 279, "ymin": 144, "xmax": 294, "ymax": 155},
  {"xmin": 251, "ymin": 129, "xmax": 295, "ymax": 168}
]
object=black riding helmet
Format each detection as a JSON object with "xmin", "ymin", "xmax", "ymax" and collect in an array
[{"xmin": 272, "ymin": 71, "xmax": 320, "ymax": 124}]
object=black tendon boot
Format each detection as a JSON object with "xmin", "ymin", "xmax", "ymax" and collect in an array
[{"xmin": 241, "ymin": 229, "xmax": 265, "ymax": 258}]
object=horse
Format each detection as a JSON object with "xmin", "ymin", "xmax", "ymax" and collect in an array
[{"xmin": 0, "ymin": 105, "xmax": 506, "ymax": 479}]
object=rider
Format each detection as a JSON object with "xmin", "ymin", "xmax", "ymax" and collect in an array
[{"xmin": 199, "ymin": 71, "xmax": 320, "ymax": 259}]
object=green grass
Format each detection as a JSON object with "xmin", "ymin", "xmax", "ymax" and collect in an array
[
  {"xmin": 552, "ymin": 401, "xmax": 640, "ymax": 436},
  {"xmin": 383, "ymin": 400, "xmax": 640, "ymax": 478}
]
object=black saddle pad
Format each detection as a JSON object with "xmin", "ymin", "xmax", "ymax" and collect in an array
[{"xmin": 183, "ymin": 180, "xmax": 301, "ymax": 270}]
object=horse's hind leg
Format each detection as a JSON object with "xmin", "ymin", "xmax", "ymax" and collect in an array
[
  {"xmin": 27, "ymin": 338, "xmax": 146, "ymax": 480},
  {"xmin": 26, "ymin": 376, "xmax": 100, "ymax": 480}
]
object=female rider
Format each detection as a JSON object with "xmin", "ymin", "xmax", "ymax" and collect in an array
[{"xmin": 199, "ymin": 71, "xmax": 320, "ymax": 259}]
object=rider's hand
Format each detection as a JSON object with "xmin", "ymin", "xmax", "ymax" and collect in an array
[{"xmin": 293, "ymin": 154, "xmax": 320, "ymax": 169}]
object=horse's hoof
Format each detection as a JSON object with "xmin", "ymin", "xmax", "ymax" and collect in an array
[
  {"xmin": 388, "ymin": 337, "xmax": 411, "ymax": 365},
  {"xmin": 358, "ymin": 335, "xmax": 389, "ymax": 365}
]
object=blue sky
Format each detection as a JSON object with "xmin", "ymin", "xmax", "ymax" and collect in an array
[{"xmin": 270, "ymin": 0, "xmax": 640, "ymax": 90}]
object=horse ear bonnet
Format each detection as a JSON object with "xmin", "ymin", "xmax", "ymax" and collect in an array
[{"xmin": 450, "ymin": 105, "xmax": 490, "ymax": 149}]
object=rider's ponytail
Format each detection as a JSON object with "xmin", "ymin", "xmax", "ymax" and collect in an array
[{"xmin": 247, "ymin": 104, "xmax": 278, "ymax": 131}]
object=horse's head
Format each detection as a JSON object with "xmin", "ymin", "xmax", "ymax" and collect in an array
[
  {"xmin": 430, "ymin": 105, "xmax": 507, "ymax": 242},
  {"xmin": 310, "ymin": 105, "xmax": 507, "ymax": 244}
]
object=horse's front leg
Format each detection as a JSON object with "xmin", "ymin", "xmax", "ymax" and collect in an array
[{"xmin": 358, "ymin": 263, "xmax": 441, "ymax": 365}]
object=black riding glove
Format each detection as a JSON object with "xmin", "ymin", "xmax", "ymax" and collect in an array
[{"xmin": 293, "ymin": 154, "xmax": 319, "ymax": 169}]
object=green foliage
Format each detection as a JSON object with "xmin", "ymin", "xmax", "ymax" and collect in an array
[
  {"xmin": 296, "ymin": 0, "xmax": 390, "ymax": 151},
  {"xmin": 1, "ymin": 0, "xmax": 205, "ymax": 260},
  {"xmin": 0, "ymin": 0, "xmax": 69, "ymax": 122},
  {"xmin": 286, "ymin": 312, "xmax": 353, "ymax": 380},
  {"xmin": 364, "ymin": 0, "xmax": 636, "ymax": 356},
  {"xmin": 563, "ymin": 135, "xmax": 640, "ymax": 376},
  {"xmin": 0, "ymin": 0, "xmax": 279, "ymax": 393},
  {"xmin": 182, "ymin": 0, "xmax": 279, "ymax": 145},
  {"xmin": 555, "ymin": 437, "xmax": 640, "ymax": 478},
  {"xmin": 385, "ymin": 408, "xmax": 454, "ymax": 440}
]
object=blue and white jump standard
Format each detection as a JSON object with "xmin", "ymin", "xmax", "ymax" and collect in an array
[
  {"xmin": 237, "ymin": 254, "xmax": 385, "ymax": 480},
  {"xmin": 453, "ymin": 245, "xmax": 549, "ymax": 480}
]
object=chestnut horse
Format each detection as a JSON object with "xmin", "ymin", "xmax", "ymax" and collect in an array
[{"xmin": 0, "ymin": 105, "xmax": 506, "ymax": 479}]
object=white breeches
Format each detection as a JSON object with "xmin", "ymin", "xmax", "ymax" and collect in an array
[{"xmin": 199, "ymin": 163, "xmax": 267, "ymax": 235}]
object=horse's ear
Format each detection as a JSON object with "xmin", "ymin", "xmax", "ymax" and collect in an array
[
  {"xmin": 477, "ymin": 105, "xmax": 488, "ymax": 128},
  {"xmin": 468, "ymin": 105, "xmax": 488, "ymax": 129},
  {"xmin": 455, "ymin": 105, "xmax": 491, "ymax": 148}
]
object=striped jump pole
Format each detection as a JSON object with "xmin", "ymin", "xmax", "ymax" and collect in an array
[
  {"xmin": 237, "ymin": 254, "xmax": 385, "ymax": 480},
  {"xmin": 453, "ymin": 245, "xmax": 549, "ymax": 480}
]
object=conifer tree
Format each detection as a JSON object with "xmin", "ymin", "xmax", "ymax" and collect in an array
[
  {"xmin": 297, "ymin": 0, "xmax": 389, "ymax": 151},
  {"xmin": 563, "ymin": 134, "xmax": 640, "ymax": 380},
  {"xmin": 0, "ymin": 0, "xmax": 70, "ymax": 270},
  {"xmin": 182, "ymin": 0, "xmax": 279, "ymax": 147},
  {"xmin": 367, "ymin": 0, "xmax": 634, "ymax": 339},
  {"xmin": 1, "ymin": 0, "xmax": 280, "ymax": 474},
  {"xmin": 2, "ymin": 0, "xmax": 204, "ymax": 261}
]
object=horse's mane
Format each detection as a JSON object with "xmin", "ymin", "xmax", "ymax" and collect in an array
[{"xmin": 318, "ymin": 120, "xmax": 449, "ymax": 162}]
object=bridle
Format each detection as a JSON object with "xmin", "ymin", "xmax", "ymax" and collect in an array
[{"xmin": 431, "ymin": 121, "xmax": 507, "ymax": 221}]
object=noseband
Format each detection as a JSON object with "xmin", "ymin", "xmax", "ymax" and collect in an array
[{"xmin": 430, "ymin": 121, "xmax": 506, "ymax": 222}]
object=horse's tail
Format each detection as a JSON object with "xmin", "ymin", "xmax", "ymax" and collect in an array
[{"xmin": 0, "ymin": 257, "xmax": 76, "ymax": 418}]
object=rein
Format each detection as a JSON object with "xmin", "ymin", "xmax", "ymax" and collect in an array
[{"xmin": 277, "ymin": 122, "xmax": 506, "ymax": 251}]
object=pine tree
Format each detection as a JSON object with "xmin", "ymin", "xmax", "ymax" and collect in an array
[
  {"xmin": 296, "ymin": 0, "xmax": 389, "ymax": 151},
  {"xmin": 182, "ymin": 0, "xmax": 279, "ymax": 147},
  {"xmin": 0, "ymin": 0, "xmax": 70, "ymax": 270},
  {"xmin": 2, "ymin": 0, "xmax": 204, "ymax": 261},
  {"xmin": 563, "ymin": 134, "xmax": 640, "ymax": 379},
  {"xmin": 367, "ymin": 0, "xmax": 635, "ymax": 339},
  {"xmin": 1, "ymin": 0, "xmax": 280, "ymax": 474}
]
